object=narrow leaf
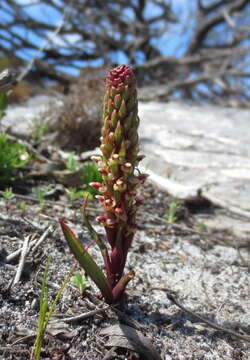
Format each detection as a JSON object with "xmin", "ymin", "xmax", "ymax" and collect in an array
[
  {"xmin": 34, "ymin": 256, "xmax": 50, "ymax": 359},
  {"xmin": 82, "ymin": 197, "xmax": 113, "ymax": 286},
  {"xmin": 59, "ymin": 219, "xmax": 113, "ymax": 304}
]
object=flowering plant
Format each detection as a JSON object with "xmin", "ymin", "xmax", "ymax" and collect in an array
[{"xmin": 60, "ymin": 65, "xmax": 147, "ymax": 304}]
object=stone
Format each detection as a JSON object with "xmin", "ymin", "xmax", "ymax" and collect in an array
[
  {"xmin": 138, "ymin": 101, "xmax": 250, "ymax": 238},
  {"xmin": 2, "ymin": 94, "xmax": 63, "ymax": 136}
]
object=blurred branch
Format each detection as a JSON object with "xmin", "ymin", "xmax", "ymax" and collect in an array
[
  {"xmin": 33, "ymin": 59, "xmax": 75, "ymax": 85},
  {"xmin": 188, "ymin": 0, "xmax": 249, "ymax": 53},
  {"xmin": 0, "ymin": 0, "xmax": 249, "ymax": 106},
  {"xmin": 17, "ymin": 5, "xmax": 70, "ymax": 83},
  {"xmin": 138, "ymin": 69, "xmax": 250, "ymax": 106},
  {"xmin": 134, "ymin": 46, "xmax": 250, "ymax": 70}
]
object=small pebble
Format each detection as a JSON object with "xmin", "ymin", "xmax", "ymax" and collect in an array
[{"xmin": 31, "ymin": 298, "xmax": 39, "ymax": 310}]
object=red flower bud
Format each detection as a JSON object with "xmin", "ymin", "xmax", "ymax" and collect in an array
[{"xmin": 89, "ymin": 182, "xmax": 102, "ymax": 189}]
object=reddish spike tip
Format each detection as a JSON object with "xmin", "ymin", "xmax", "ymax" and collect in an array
[{"xmin": 107, "ymin": 65, "xmax": 135, "ymax": 86}]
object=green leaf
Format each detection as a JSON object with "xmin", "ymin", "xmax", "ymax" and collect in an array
[
  {"xmin": 59, "ymin": 220, "xmax": 113, "ymax": 304},
  {"xmin": 71, "ymin": 271, "xmax": 89, "ymax": 294}
]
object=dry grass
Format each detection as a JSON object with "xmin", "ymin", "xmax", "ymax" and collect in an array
[
  {"xmin": 49, "ymin": 66, "xmax": 109, "ymax": 153},
  {"xmin": 9, "ymin": 81, "xmax": 30, "ymax": 103}
]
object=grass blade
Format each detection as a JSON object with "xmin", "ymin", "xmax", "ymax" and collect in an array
[{"xmin": 33, "ymin": 257, "xmax": 50, "ymax": 359}]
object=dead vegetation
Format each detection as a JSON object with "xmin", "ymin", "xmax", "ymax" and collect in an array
[{"xmin": 48, "ymin": 67, "xmax": 107, "ymax": 152}]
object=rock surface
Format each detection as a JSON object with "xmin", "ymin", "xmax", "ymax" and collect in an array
[
  {"xmin": 138, "ymin": 101, "xmax": 250, "ymax": 238},
  {"xmin": 2, "ymin": 94, "xmax": 63, "ymax": 136}
]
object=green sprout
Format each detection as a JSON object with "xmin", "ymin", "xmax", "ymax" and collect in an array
[
  {"xmin": 2, "ymin": 187, "xmax": 14, "ymax": 201},
  {"xmin": 164, "ymin": 198, "xmax": 181, "ymax": 224},
  {"xmin": 67, "ymin": 187, "xmax": 85, "ymax": 202},
  {"xmin": 60, "ymin": 65, "xmax": 148, "ymax": 304},
  {"xmin": 33, "ymin": 187, "xmax": 46, "ymax": 209},
  {"xmin": 16, "ymin": 201, "xmax": 27, "ymax": 213},
  {"xmin": 31, "ymin": 117, "xmax": 48, "ymax": 142},
  {"xmin": 196, "ymin": 221, "xmax": 208, "ymax": 232},
  {"xmin": 71, "ymin": 271, "xmax": 89, "ymax": 295},
  {"xmin": 32, "ymin": 185, "xmax": 53, "ymax": 209},
  {"xmin": 64, "ymin": 152, "xmax": 79, "ymax": 172}
]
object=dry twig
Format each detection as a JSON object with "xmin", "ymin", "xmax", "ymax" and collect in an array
[
  {"xmin": 53, "ymin": 305, "xmax": 110, "ymax": 324},
  {"xmin": 13, "ymin": 234, "xmax": 32, "ymax": 285}
]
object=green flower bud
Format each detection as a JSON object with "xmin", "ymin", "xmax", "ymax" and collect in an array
[
  {"xmin": 111, "ymin": 109, "xmax": 119, "ymax": 128},
  {"xmin": 114, "ymin": 121, "xmax": 122, "ymax": 146},
  {"xmin": 114, "ymin": 94, "xmax": 122, "ymax": 109}
]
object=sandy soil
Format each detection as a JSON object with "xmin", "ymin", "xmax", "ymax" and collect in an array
[{"xmin": 0, "ymin": 181, "xmax": 249, "ymax": 360}]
